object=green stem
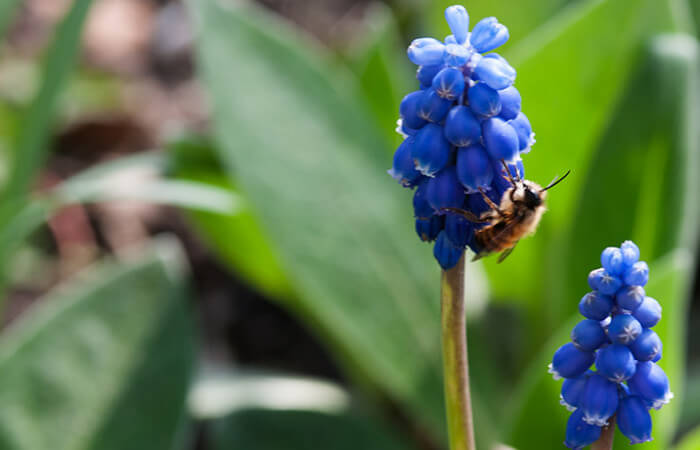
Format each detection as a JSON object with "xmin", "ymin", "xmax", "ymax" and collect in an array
[
  {"xmin": 440, "ymin": 255, "xmax": 475, "ymax": 450},
  {"xmin": 592, "ymin": 417, "xmax": 615, "ymax": 450}
]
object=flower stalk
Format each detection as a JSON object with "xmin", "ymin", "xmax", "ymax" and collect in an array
[
  {"xmin": 592, "ymin": 417, "xmax": 615, "ymax": 450},
  {"xmin": 440, "ymin": 254, "xmax": 475, "ymax": 450}
]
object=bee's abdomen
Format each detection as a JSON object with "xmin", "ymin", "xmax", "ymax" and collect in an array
[{"xmin": 475, "ymin": 222, "xmax": 521, "ymax": 253}]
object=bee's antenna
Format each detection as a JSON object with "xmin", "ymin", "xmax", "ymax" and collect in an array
[{"xmin": 541, "ymin": 169, "xmax": 571, "ymax": 191}]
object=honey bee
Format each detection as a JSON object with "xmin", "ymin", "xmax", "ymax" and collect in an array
[{"xmin": 446, "ymin": 161, "xmax": 570, "ymax": 263}]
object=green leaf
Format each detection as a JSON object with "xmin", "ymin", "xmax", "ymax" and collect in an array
[
  {"xmin": 210, "ymin": 409, "xmax": 417, "ymax": 450},
  {"xmin": 676, "ymin": 424, "xmax": 700, "ymax": 450},
  {"xmin": 504, "ymin": 250, "xmax": 693, "ymax": 450},
  {"xmin": 0, "ymin": 0, "xmax": 22, "ymax": 39},
  {"xmin": 0, "ymin": 238, "xmax": 195, "ymax": 450},
  {"xmin": 188, "ymin": 0, "xmax": 450, "ymax": 439},
  {"xmin": 345, "ymin": 3, "xmax": 412, "ymax": 147},
  {"xmin": 1, "ymin": 0, "xmax": 93, "ymax": 206},
  {"xmin": 552, "ymin": 33, "xmax": 700, "ymax": 325},
  {"xmin": 475, "ymin": 0, "xmax": 679, "ymax": 309}
]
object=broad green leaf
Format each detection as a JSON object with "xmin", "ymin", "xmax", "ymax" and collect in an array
[
  {"xmin": 504, "ymin": 250, "xmax": 693, "ymax": 450},
  {"xmin": 345, "ymin": 3, "xmax": 412, "ymax": 147},
  {"xmin": 676, "ymin": 424, "xmax": 700, "ymax": 450},
  {"xmin": 0, "ymin": 238, "xmax": 195, "ymax": 450},
  {"xmin": 0, "ymin": 0, "xmax": 22, "ymax": 39},
  {"xmin": 476, "ymin": 0, "xmax": 679, "ymax": 308},
  {"xmin": 167, "ymin": 136, "xmax": 292, "ymax": 300},
  {"xmin": 554, "ymin": 34, "xmax": 699, "ymax": 324},
  {"xmin": 1, "ymin": 0, "xmax": 94, "ymax": 204},
  {"xmin": 210, "ymin": 408, "xmax": 418, "ymax": 450},
  {"xmin": 188, "ymin": 0, "xmax": 450, "ymax": 438}
]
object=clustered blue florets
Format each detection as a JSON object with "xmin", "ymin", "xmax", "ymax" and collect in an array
[
  {"xmin": 388, "ymin": 5, "xmax": 536, "ymax": 270},
  {"xmin": 548, "ymin": 241, "xmax": 672, "ymax": 449}
]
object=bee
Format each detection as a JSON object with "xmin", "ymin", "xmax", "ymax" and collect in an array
[{"xmin": 445, "ymin": 161, "xmax": 570, "ymax": 263}]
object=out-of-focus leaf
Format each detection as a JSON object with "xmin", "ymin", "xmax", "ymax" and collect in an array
[
  {"xmin": 210, "ymin": 409, "xmax": 418, "ymax": 450},
  {"xmin": 676, "ymin": 424, "xmax": 700, "ymax": 450},
  {"xmin": 167, "ymin": 136, "xmax": 292, "ymax": 300},
  {"xmin": 188, "ymin": 366, "xmax": 351, "ymax": 420},
  {"xmin": 504, "ymin": 250, "xmax": 693, "ymax": 450},
  {"xmin": 0, "ymin": 238, "xmax": 195, "ymax": 450},
  {"xmin": 188, "ymin": 0, "xmax": 452, "ymax": 439},
  {"xmin": 475, "ymin": 0, "xmax": 679, "ymax": 309},
  {"xmin": 0, "ymin": 0, "xmax": 22, "ymax": 38},
  {"xmin": 346, "ymin": 3, "xmax": 412, "ymax": 147},
  {"xmin": 1, "ymin": 0, "xmax": 94, "ymax": 204},
  {"xmin": 554, "ymin": 34, "xmax": 699, "ymax": 324}
]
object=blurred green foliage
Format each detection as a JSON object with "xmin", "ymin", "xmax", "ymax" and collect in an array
[{"xmin": 0, "ymin": 0, "xmax": 698, "ymax": 449}]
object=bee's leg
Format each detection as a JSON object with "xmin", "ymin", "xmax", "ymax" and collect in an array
[
  {"xmin": 499, "ymin": 159, "xmax": 518, "ymax": 186},
  {"xmin": 478, "ymin": 188, "xmax": 506, "ymax": 217},
  {"xmin": 439, "ymin": 207, "xmax": 489, "ymax": 223}
]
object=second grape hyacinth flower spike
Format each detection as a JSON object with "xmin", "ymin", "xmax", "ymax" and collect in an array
[
  {"xmin": 388, "ymin": 4, "xmax": 536, "ymax": 269},
  {"xmin": 549, "ymin": 241, "xmax": 672, "ymax": 449}
]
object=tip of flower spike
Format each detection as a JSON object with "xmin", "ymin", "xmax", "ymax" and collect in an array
[{"xmin": 548, "ymin": 363, "xmax": 562, "ymax": 380}]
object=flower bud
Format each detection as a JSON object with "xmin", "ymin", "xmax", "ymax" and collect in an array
[
  {"xmin": 469, "ymin": 17, "xmax": 509, "ymax": 53},
  {"xmin": 415, "ymin": 215, "xmax": 444, "ymax": 242},
  {"xmin": 444, "ymin": 43, "xmax": 470, "ymax": 67},
  {"xmin": 456, "ymin": 144, "xmax": 494, "ymax": 193},
  {"xmin": 444, "ymin": 106, "xmax": 481, "ymax": 147},
  {"xmin": 620, "ymin": 240, "xmax": 640, "ymax": 266},
  {"xmin": 578, "ymin": 291, "xmax": 614, "ymax": 320},
  {"xmin": 433, "ymin": 230, "xmax": 463, "ymax": 270},
  {"xmin": 587, "ymin": 268, "xmax": 623, "ymax": 296},
  {"xmin": 407, "ymin": 37, "xmax": 445, "ymax": 66},
  {"xmin": 571, "ymin": 319, "xmax": 607, "ymax": 351},
  {"xmin": 509, "ymin": 112, "xmax": 534, "ymax": 151},
  {"xmin": 445, "ymin": 5, "xmax": 469, "ymax": 45},
  {"xmin": 498, "ymin": 86, "xmax": 521, "ymax": 120},
  {"xmin": 580, "ymin": 373, "xmax": 619, "ymax": 426},
  {"xmin": 630, "ymin": 328, "xmax": 662, "ymax": 362},
  {"xmin": 432, "ymin": 67, "xmax": 465, "ymax": 100},
  {"xmin": 418, "ymin": 88, "xmax": 452, "ymax": 123},
  {"xmin": 564, "ymin": 409, "xmax": 602, "ymax": 450},
  {"xmin": 633, "ymin": 296, "xmax": 662, "ymax": 328},
  {"xmin": 416, "ymin": 64, "xmax": 444, "ymax": 86},
  {"xmin": 624, "ymin": 261, "xmax": 649, "ymax": 287},
  {"xmin": 400, "ymin": 91, "xmax": 428, "ymax": 130},
  {"xmin": 549, "ymin": 343, "xmax": 595, "ymax": 380},
  {"xmin": 412, "ymin": 123, "xmax": 451, "ymax": 176},
  {"xmin": 482, "ymin": 117, "xmax": 519, "ymax": 162},
  {"xmin": 474, "ymin": 54, "xmax": 515, "ymax": 90},
  {"xmin": 617, "ymin": 396, "xmax": 653, "ymax": 444},
  {"xmin": 468, "ymin": 83, "xmax": 501, "ymax": 117},
  {"xmin": 607, "ymin": 314, "xmax": 642, "ymax": 345},
  {"xmin": 628, "ymin": 361, "xmax": 673, "ymax": 409},
  {"xmin": 425, "ymin": 167, "xmax": 465, "ymax": 212},
  {"xmin": 616, "ymin": 286, "xmax": 645, "ymax": 312},
  {"xmin": 445, "ymin": 213, "xmax": 474, "ymax": 247},
  {"xmin": 388, "ymin": 137, "xmax": 422, "ymax": 187},
  {"xmin": 560, "ymin": 371, "xmax": 590, "ymax": 410},
  {"xmin": 601, "ymin": 246, "xmax": 625, "ymax": 275},
  {"xmin": 595, "ymin": 344, "xmax": 636, "ymax": 382},
  {"xmin": 412, "ymin": 180, "xmax": 433, "ymax": 218}
]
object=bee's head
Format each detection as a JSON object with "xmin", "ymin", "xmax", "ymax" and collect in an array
[{"xmin": 512, "ymin": 180, "xmax": 545, "ymax": 208}]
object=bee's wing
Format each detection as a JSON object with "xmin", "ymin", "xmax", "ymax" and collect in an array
[{"xmin": 497, "ymin": 242, "xmax": 519, "ymax": 263}]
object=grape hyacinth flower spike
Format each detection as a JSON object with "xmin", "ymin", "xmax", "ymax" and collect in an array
[
  {"xmin": 550, "ymin": 241, "xmax": 672, "ymax": 449},
  {"xmin": 389, "ymin": 4, "xmax": 537, "ymax": 271}
]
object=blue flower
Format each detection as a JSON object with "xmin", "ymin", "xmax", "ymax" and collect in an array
[
  {"xmin": 550, "ymin": 241, "xmax": 671, "ymax": 446},
  {"xmin": 389, "ymin": 4, "xmax": 531, "ymax": 267}
]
